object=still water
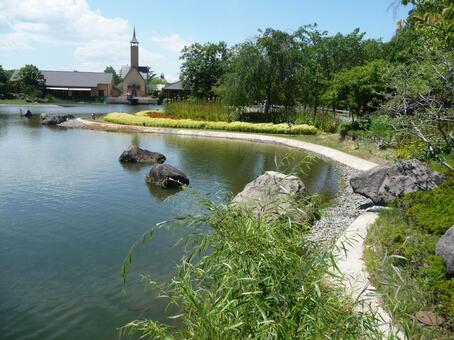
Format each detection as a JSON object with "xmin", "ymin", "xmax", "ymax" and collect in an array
[{"xmin": 0, "ymin": 105, "xmax": 339, "ymax": 339}]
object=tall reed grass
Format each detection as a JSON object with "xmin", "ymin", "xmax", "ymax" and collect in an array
[
  {"xmin": 103, "ymin": 113, "xmax": 317, "ymax": 135},
  {"xmin": 165, "ymin": 101, "xmax": 232, "ymax": 122},
  {"xmin": 120, "ymin": 197, "xmax": 382, "ymax": 339}
]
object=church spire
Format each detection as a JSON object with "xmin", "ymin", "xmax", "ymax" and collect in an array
[{"xmin": 130, "ymin": 26, "xmax": 139, "ymax": 44}]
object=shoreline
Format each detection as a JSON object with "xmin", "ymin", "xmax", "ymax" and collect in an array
[
  {"xmin": 75, "ymin": 118, "xmax": 400, "ymax": 337},
  {"xmin": 78, "ymin": 118, "xmax": 377, "ymax": 171}
]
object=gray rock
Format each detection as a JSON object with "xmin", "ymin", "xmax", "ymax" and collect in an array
[
  {"xmin": 42, "ymin": 115, "xmax": 75, "ymax": 126},
  {"xmin": 350, "ymin": 159, "xmax": 445, "ymax": 205},
  {"xmin": 145, "ymin": 164, "xmax": 189, "ymax": 188},
  {"xmin": 232, "ymin": 171, "xmax": 307, "ymax": 221},
  {"xmin": 40, "ymin": 112, "xmax": 49, "ymax": 120},
  {"xmin": 119, "ymin": 144, "xmax": 166, "ymax": 164},
  {"xmin": 57, "ymin": 118, "xmax": 87, "ymax": 128},
  {"xmin": 436, "ymin": 226, "xmax": 454, "ymax": 276}
]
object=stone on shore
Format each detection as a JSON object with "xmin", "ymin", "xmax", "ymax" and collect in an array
[
  {"xmin": 42, "ymin": 115, "xmax": 75, "ymax": 126},
  {"xmin": 436, "ymin": 225, "xmax": 454, "ymax": 276},
  {"xmin": 232, "ymin": 171, "xmax": 307, "ymax": 221},
  {"xmin": 57, "ymin": 118, "xmax": 87, "ymax": 128},
  {"xmin": 119, "ymin": 144, "xmax": 166, "ymax": 164},
  {"xmin": 350, "ymin": 159, "xmax": 445, "ymax": 205},
  {"xmin": 145, "ymin": 164, "xmax": 189, "ymax": 188}
]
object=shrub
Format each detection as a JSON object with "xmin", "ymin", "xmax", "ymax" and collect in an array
[
  {"xmin": 365, "ymin": 179, "xmax": 454, "ymax": 337},
  {"xmin": 393, "ymin": 178, "xmax": 454, "ymax": 235},
  {"xmin": 103, "ymin": 113, "xmax": 317, "ymax": 135}
]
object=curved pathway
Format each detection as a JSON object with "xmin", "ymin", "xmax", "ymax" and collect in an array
[{"xmin": 77, "ymin": 118, "xmax": 401, "ymax": 338}]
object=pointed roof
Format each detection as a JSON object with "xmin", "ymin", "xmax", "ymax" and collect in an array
[{"xmin": 130, "ymin": 27, "xmax": 139, "ymax": 44}]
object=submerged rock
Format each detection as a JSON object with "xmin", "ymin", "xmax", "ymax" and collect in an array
[
  {"xmin": 145, "ymin": 164, "xmax": 189, "ymax": 188},
  {"xmin": 119, "ymin": 144, "xmax": 166, "ymax": 164},
  {"xmin": 350, "ymin": 159, "xmax": 445, "ymax": 205},
  {"xmin": 436, "ymin": 226, "xmax": 454, "ymax": 276},
  {"xmin": 42, "ymin": 115, "xmax": 75, "ymax": 126},
  {"xmin": 232, "ymin": 171, "xmax": 307, "ymax": 222}
]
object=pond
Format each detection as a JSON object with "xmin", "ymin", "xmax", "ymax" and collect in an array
[{"xmin": 0, "ymin": 105, "xmax": 339, "ymax": 340}]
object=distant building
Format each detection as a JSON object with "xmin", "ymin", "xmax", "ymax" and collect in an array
[
  {"xmin": 121, "ymin": 28, "xmax": 146, "ymax": 97},
  {"xmin": 162, "ymin": 80, "xmax": 189, "ymax": 99},
  {"xmin": 11, "ymin": 70, "xmax": 115, "ymax": 98}
]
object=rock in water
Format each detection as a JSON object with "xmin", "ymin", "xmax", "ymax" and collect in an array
[
  {"xmin": 232, "ymin": 171, "xmax": 307, "ymax": 221},
  {"xmin": 436, "ymin": 226, "xmax": 454, "ymax": 276},
  {"xmin": 119, "ymin": 144, "xmax": 166, "ymax": 164},
  {"xmin": 146, "ymin": 164, "xmax": 189, "ymax": 188},
  {"xmin": 41, "ymin": 115, "xmax": 75, "ymax": 126},
  {"xmin": 350, "ymin": 159, "xmax": 445, "ymax": 205}
]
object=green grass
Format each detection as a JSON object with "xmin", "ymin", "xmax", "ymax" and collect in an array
[
  {"xmin": 120, "ymin": 195, "xmax": 382, "ymax": 339},
  {"xmin": 164, "ymin": 101, "xmax": 232, "ymax": 121},
  {"xmin": 364, "ymin": 179, "xmax": 454, "ymax": 338},
  {"xmin": 103, "ymin": 112, "xmax": 317, "ymax": 135}
]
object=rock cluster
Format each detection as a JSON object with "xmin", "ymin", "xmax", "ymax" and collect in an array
[
  {"xmin": 42, "ymin": 115, "xmax": 75, "ymax": 126},
  {"xmin": 350, "ymin": 159, "xmax": 445, "ymax": 205}
]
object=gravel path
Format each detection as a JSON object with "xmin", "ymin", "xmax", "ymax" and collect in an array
[{"xmin": 309, "ymin": 164, "xmax": 373, "ymax": 241}]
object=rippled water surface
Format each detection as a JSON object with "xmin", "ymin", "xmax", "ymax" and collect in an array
[{"xmin": 0, "ymin": 105, "xmax": 339, "ymax": 339}]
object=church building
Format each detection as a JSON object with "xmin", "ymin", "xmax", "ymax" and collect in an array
[{"xmin": 122, "ymin": 28, "xmax": 146, "ymax": 97}]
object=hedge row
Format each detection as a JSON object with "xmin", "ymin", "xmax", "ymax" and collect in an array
[{"xmin": 102, "ymin": 113, "xmax": 317, "ymax": 135}]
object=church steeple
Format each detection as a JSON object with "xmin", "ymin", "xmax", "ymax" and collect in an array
[
  {"xmin": 130, "ymin": 26, "xmax": 139, "ymax": 69},
  {"xmin": 130, "ymin": 26, "xmax": 139, "ymax": 45}
]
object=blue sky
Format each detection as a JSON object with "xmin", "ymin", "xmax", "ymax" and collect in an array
[{"xmin": 0, "ymin": 0, "xmax": 411, "ymax": 81}]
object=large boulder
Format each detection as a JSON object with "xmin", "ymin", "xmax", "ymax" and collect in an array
[
  {"xmin": 42, "ymin": 115, "xmax": 75, "ymax": 125},
  {"xmin": 145, "ymin": 164, "xmax": 189, "ymax": 188},
  {"xmin": 232, "ymin": 171, "xmax": 307, "ymax": 221},
  {"xmin": 119, "ymin": 144, "xmax": 166, "ymax": 164},
  {"xmin": 350, "ymin": 159, "xmax": 445, "ymax": 205},
  {"xmin": 436, "ymin": 226, "xmax": 454, "ymax": 276}
]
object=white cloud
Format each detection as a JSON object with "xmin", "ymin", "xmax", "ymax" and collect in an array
[
  {"xmin": 151, "ymin": 33, "xmax": 192, "ymax": 53},
  {"xmin": 0, "ymin": 0, "xmax": 183, "ymax": 77}
]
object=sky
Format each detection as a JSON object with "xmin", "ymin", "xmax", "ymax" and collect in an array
[{"xmin": 0, "ymin": 0, "xmax": 411, "ymax": 82}]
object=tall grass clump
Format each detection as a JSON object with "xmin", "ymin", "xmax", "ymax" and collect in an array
[
  {"xmin": 120, "ymin": 197, "xmax": 381, "ymax": 339},
  {"xmin": 103, "ymin": 113, "xmax": 317, "ymax": 135},
  {"xmin": 293, "ymin": 109, "xmax": 338, "ymax": 133},
  {"xmin": 165, "ymin": 100, "xmax": 232, "ymax": 122}
]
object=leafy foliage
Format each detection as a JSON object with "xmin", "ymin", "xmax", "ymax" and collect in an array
[
  {"xmin": 180, "ymin": 42, "xmax": 230, "ymax": 99},
  {"xmin": 365, "ymin": 179, "xmax": 454, "ymax": 338},
  {"xmin": 14, "ymin": 64, "xmax": 45, "ymax": 97}
]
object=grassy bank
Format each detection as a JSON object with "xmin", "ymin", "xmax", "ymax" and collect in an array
[
  {"xmin": 288, "ymin": 133, "xmax": 393, "ymax": 165},
  {"xmin": 121, "ymin": 198, "xmax": 382, "ymax": 338},
  {"xmin": 364, "ymin": 178, "xmax": 454, "ymax": 338},
  {"xmin": 103, "ymin": 112, "xmax": 317, "ymax": 135}
]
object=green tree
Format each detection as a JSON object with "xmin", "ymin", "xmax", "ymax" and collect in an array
[
  {"xmin": 325, "ymin": 60, "xmax": 389, "ymax": 118},
  {"xmin": 180, "ymin": 42, "xmax": 230, "ymax": 99},
  {"xmin": 104, "ymin": 66, "xmax": 121, "ymax": 85},
  {"xmin": 15, "ymin": 64, "xmax": 45, "ymax": 97},
  {"xmin": 0, "ymin": 65, "xmax": 11, "ymax": 98}
]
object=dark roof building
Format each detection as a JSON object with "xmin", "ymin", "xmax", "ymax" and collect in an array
[
  {"xmin": 162, "ymin": 80, "xmax": 189, "ymax": 99},
  {"xmin": 11, "ymin": 69, "xmax": 115, "ymax": 97}
]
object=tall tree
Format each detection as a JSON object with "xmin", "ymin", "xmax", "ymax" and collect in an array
[
  {"xmin": 0, "ymin": 66, "xmax": 11, "ymax": 98},
  {"xmin": 15, "ymin": 65, "xmax": 45, "ymax": 97},
  {"xmin": 180, "ymin": 42, "xmax": 230, "ymax": 99},
  {"xmin": 104, "ymin": 66, "xmax": 121, "ymax": 85}
]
